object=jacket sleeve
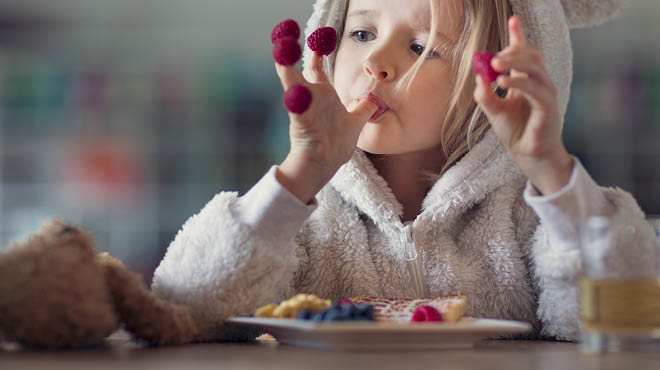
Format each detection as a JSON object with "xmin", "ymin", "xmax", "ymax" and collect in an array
[
  {"xmin": 523, "ymin": 158, "xmax": 658, "ymax": 341},
  {"xmin": 151, "ymin": 166, "xmax": 317, "ymax": 342}
]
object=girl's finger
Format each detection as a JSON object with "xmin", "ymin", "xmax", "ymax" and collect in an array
[
  {"xmin": 275, "ymin": 63, "xmax": 307, "ymax": 91},
  {"xmin": 508, "ymin": 16, "xmax": 527, "ymax": 46},
  {"xmin": 497, "ymin": 75, "xmax": 554, "ymax": 109},
  {"xmin": 474, "ymin": 75, "xmax": 505, "ymax": 117},
  {"xmin": 492, "ymin": 52, "xmax": 552, "ymax": 88},
  {"xmin": 348, "ymin": 98, "xmax": 379, "ymax": 127},
  {"xmin": 307, "ymin": 51, "xmax": 331, "ymax": 85}
]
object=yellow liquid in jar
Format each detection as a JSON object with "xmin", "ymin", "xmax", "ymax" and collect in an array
[{"xmin": 580, "ymin": 278, "xmax": 660, "ymax": 336}]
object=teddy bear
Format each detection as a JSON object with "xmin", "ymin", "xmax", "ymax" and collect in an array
[{"xmin": 0, "ymin": 219, "xmax": 197, "ymax": 349}]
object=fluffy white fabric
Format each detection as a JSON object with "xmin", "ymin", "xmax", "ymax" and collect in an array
[{"xmin": 152, "ymin": 129, "xmax": 657, "ymax": 342}]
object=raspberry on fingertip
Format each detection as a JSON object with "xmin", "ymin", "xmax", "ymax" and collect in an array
[
  {"xmin": 271, "ymin": 19, "xmax": 300, "ymax": 44},
  {"xmin": 273, "ymin": 37, "xmax": 302, "ymax": 66},
  {"xmin": 283, "ymin": 85, "xmax": 312, "ymax": 114},
  {"xmin": 307, "ymin": 27, "xmax": 337, "ymax": 56}
]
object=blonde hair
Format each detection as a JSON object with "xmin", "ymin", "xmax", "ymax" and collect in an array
[{"xmin": 410, "ymin": 0, "xmax": 512, "ymax": 179}]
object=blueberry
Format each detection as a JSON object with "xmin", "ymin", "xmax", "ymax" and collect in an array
[
  {"xmin": 311, "ymin": 312, "xmax": 325, "ymax": 321},
  {"xmin": 357, "ymin": 304, "xmax": 375, "ymax": 319},
  {"xmin": 330, "ymin": 302, "xmax": 342, "ymax": 311},
  {"xmin": 297, "ymin": 309, "xmax": 312, "ymax": 320},
  {"xmin": 341, "ymin": 303, "xmax": 358, "ymax": 317},
  {"xmin": 325, "ymin": 309, "xmax": 343, "ymax": 322},
  {"xmin": 357, "ymin": 303, "xmax": 374, "ymax": 314}
]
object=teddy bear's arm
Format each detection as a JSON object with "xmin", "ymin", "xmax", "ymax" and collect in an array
[{"xmin": 99, "ymin": 255, "xmax": 197, "ymax": 346}]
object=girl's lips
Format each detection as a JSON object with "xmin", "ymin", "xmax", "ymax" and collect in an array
[{"xmin": 358, "ymin": 92, "xmax": 390, "ymax": 122}]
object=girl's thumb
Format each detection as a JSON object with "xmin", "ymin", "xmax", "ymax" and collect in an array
[
  {"xmin": 348, "ymin": 99, "xmax": 379, "ymax": 126},
  {"xmin": 473, "ymin": 75, "xmax": 503, "ymax": 118}
]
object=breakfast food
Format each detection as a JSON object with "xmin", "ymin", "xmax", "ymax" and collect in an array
[
  {"xmin": 255, "ymin": 294, "xmax": 467, "ymax": 324},
  {"xmin": 472, "ymin": 51, "xmax": 501, "ymax": 83},
  {"xmin": 283, "ymin": 84, "xmax": 312, "ymax": 114},
  {"xmin": 297, "ymin": 302, "xmax": 376, "ymax": 322},
  {"xmin": 255, "ymin": 294, "xmax": 330, "ymax": 318},
  {"xmin": 348, "ymin": 294, "xmax": 467, "ymax": 323},
  {"xmin": 307, "ymin": 27, "xmax": 338, "ymax": 56},
  {"xmin": 273, "ymin": 37, "xmax": 302, "ymax": 66},
  {"xmin": 271, "ymin": 19, "xmax": 300, "ymax": 44}
]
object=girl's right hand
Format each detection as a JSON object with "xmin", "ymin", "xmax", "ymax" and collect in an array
[{"xmin": 274, "ymin": 52, "xmax": 378, "ymax": 204}]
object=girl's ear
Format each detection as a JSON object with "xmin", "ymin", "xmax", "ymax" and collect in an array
[{"xmin": 559, "ymin": 0, "xmax": 631, "ymax": 29}]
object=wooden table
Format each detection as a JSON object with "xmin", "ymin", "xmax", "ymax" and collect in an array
[{"xmin": 1, "ymin": 331, "xmax": 659, "ymax": 370}]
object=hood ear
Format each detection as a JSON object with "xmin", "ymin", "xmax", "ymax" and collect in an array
[{"xmin": 560, "ymin": 0, "xmax": 631, "ymax": 28}]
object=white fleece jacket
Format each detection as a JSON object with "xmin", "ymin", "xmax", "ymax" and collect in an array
[{"xmin": 151, "ymin": 130, "xmax": 658, "ymax": 342}]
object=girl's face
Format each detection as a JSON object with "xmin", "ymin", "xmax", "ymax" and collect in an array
[{"xmin": 334, "ymin": 0, "xmax": 463, "ymax": 155}]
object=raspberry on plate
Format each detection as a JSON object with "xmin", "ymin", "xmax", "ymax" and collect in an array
[
  {"xmin": 472, "ymin": 51, "xmax": 501, "ymax": 83},
  {"xmin": 283, "ymin": 85, "xmax": 312, "ymax": 114},
  {"xmin": 411, "ymin": 305, "xmax": 443, "ymax": 322},
  {"xmin": 337, "ymin": 299, "xmax": 353, "ymax": 306},
  {"xmin": 271, "ymin": 19, "xmax": 300, "ymax": 44},
  {"xmin": 307, "ymin": 27, "xmax": 337, "ymax": 56},
  {"xmin": 273, "ymin": 37, "xmax": 302, "ymax": 66}
]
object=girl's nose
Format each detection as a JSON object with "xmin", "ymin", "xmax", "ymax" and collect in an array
[{"xmin": 363, "ymin": 58, "xmax": 395, "ymax": 82}]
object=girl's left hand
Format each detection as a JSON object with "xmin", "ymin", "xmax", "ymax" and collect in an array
[{"xmin": 474, "ymin": 15, "xmax": 573, "ymax": 196}]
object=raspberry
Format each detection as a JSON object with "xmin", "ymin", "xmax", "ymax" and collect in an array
[
  {"xmin": 307, "ymin": 27, "xmax": 337, "ymax": 56},
  {"xmin": 411, "ymin": 309, "xmax": 426, "ymax": 322},
  {"xmin": 271, "ymin": 19, "xmax": 300, "ymax": 44},
  {"xmin": 411, "ymin": 305, "xmax": 443, "ymax": 322},
  {"xmin": 283, "ymin": 85, "xmax": 312, "ymax": 114},
  {"xmin": 273, "ymin": 37, "xmax": 302, "ymax": 66},
  {"xmin": 472, "ymin": 51, "xmax": 501, "ymax": 83}
]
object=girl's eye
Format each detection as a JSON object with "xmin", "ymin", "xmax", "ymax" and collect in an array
[
  {"xmin": 410, "ymin": 43, "xmax": 439, "ymax": 58},
  {"xmin": 350, "ymin": 30, "xmax": 376, "ymax": 43}
]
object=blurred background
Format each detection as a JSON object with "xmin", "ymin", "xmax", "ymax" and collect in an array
[{"xmin": 0, "ymin": 1, "xmax": 658, "ymax": 282}]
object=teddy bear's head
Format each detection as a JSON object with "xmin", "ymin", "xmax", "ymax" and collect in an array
[
  {"xmin": 0, "ymin": 219, "xmax": 119, "ymax": 348},
  {"xmin": 0, "ymin": 219, "xmax": 197, "ymax": 349}
]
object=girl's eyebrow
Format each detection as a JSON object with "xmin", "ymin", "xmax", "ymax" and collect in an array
[{"xmin": 346, "ymin": 9, "xmax": 379, "ymax": 20}]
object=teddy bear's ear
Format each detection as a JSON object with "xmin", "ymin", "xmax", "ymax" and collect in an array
[
  {"xmin": 560, "ymin": 0, "xmax": 631, "ymax": 29},
  {"xmin": 41, "ymin": 218, "xmax": 80, "ymax": 237},
  {"xmin": 39, "ymin": 218, "xmax": 97, "ymax": 255}
]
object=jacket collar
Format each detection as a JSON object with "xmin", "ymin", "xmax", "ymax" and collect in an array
[{"xmin": 328, "ymin": 130, "xmax": 525, "ymax": 229}]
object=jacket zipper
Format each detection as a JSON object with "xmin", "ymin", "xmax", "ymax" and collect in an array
[{"xmin": 399, "ymin": 223, "xmax": 429, "ymax": 298}]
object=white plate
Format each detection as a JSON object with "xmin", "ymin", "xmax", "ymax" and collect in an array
[{"xmin": 226, "ymin": 317, "xmax": 532, "ymax": 351}]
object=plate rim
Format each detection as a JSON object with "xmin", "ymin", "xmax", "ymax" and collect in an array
[{"xmin": 227, "ymin": 316, "xmax": 532, "ymax": 335}]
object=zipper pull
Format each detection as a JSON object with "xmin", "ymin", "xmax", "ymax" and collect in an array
[{"xmin": 401, "ymin": 224, "xmax": 418, "ymax": 261}]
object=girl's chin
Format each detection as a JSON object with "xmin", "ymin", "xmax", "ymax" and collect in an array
[
  {"xmin": 358, "ymin": 129, "xmax": 390, "ymax": 154},
  {"xmin": 357, "ymin": 123, "xmax": 412, "ymax": 154},
  {"xmin": 357, "ymin": 140, "xmax": 402, "ymax": 155}
]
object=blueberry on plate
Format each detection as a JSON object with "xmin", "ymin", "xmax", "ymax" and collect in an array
[
  {"xmin": 297, "ymin": 309, "xmax": 312, "ymax": 320},
  {"xmin": 324, "ymin": 309, "xmax": 344, "ymax": 322},
  {"xmin": 341, "ymin": 303, "xmax": 358, "ymax": 318}
]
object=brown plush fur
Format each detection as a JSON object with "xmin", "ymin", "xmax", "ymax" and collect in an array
[{"xmin": 0, "ymin": 219, "xmax": 197, "ymax": 349}]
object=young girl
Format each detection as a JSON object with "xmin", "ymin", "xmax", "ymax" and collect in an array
[{"xmin": 152, "ymin": 0, "xmax": 657, "ymax": 342}]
